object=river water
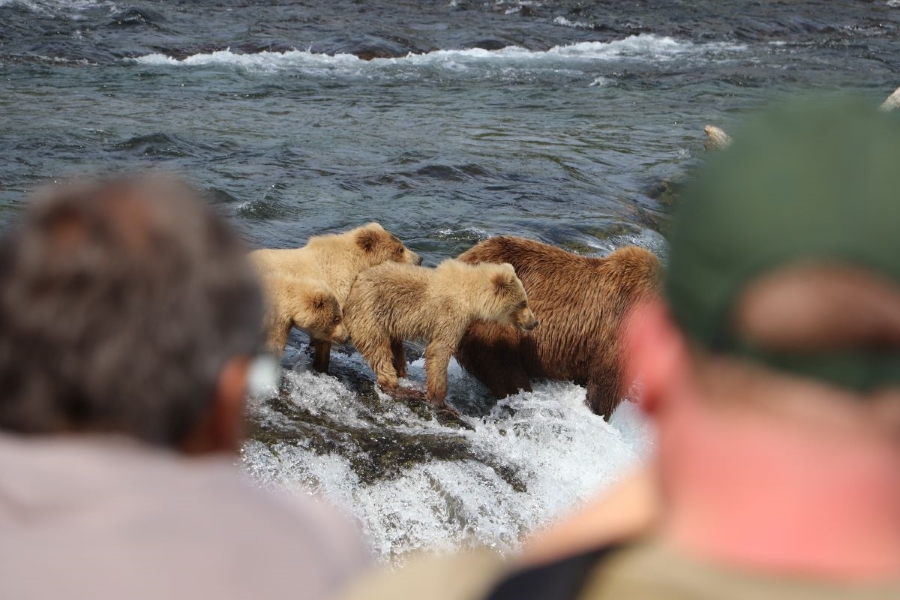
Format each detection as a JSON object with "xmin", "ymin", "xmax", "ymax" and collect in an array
[{"xmin": 2, "ymin": 0, "xmax": 899, "ymax": 562}]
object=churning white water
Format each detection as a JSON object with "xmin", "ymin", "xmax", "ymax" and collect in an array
[
  {"xmin": 242, "ymin": 342, "xmax": 652, "ymax": 562},
  {"xmin": 132, "ymin": 34, "xmax": 746, "ymax": 76}
]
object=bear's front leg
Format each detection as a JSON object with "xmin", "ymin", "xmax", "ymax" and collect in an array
[
  {"xmin": 311, "ymin": 339, "xmax": 332, "ymax": 373},
  {"xmin": 424, "ymin": 341, "xmax": 454, "ymax": 408},
  {"xmin": 391, "ymin": 339, "xmax": 407, "ymax": 379}
]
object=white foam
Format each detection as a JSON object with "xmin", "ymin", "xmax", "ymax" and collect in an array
[
  {"xmin": 435, "ymin": 226, "xmax": 492, "ymax": 243},
  {"xmin": 243, "ymin": 346, "xmax": 652, "ymax": 562},
  {"xmin": 34, "ymin": 54, "xmax": 94, "ymax": 65},
  {"xmin": 132, "ymin": 35, "xmax": 746, "ymax": 74},
  {"xmin": 0, "ymin": 0, "xmax": 115, "ymax": 16},
  {"xmin": 134, "ymin": 48, "xmax": 364, "ymax": 72},
  {"xmin": 553, "ymin": 16, "xmax": 591, "ymax": 29},
  {"xmin": 499, "ymin": 1, "xmax": 543, "ymax": 15}
]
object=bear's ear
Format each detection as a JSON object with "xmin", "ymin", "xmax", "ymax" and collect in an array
[
  {"xmin": 356, "ymin": 229, "xmax": 380, "ymax": 253},
  {"xmin": 491, "ymin": 271, "xmax": 516, "ymax": 296},
  {"xmin": 307, "ymin": 291, "xmax": 329, "ymax": 312}
]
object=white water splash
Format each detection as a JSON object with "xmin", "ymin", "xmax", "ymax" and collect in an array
[
  {"xmin": 243, "ymin": 348, "xmax": 652, "ymax": 563},
  {"xmin": 132, "ymin": 35, "xmax": 746, "ymax": 74}
]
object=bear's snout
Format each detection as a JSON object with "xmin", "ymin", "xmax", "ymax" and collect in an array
[
  {"xmin": 331, "ymin": 325, "xmax": 350, "ymax": 344},
  {"xmin": 411, "ymin": 252, "xmax": 423, "ymax": 266},
  {"xmin": 516, "ymin": 308, "xmax": 538, "ymax": 331}
]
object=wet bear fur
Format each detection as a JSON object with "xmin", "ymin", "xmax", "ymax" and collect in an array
[
  {"xmin": 259, "ymin": 274, "xmax": 348, "ymax": 356},
  {"xmin": 343, "ymin": 259, "xmax": 538, "ymax": 409},
  {"xmin": 456, "ymin": 237, "xmax": 662, "ymax": 418},
  {"xmin": 251, "ymin": 222, "xmax": 421, "ymax": 371}
]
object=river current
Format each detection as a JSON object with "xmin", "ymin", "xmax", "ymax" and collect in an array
[{"xmin": 2, "ymin": 0, "xmax": 899, "ymax": 562}]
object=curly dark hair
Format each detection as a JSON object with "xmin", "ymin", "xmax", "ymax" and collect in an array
[{"xmin": 0, "ymin": 175, "xmax": 263, "ymax": 447}]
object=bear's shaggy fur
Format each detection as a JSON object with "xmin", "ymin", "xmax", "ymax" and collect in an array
[
  {"xmin": 259, "ymin": 274, "xmax": 347, "ymax": 356},
  {"xmin": 251, "ymin": 222, "xmax": 421, "ymax": 371},
  {"xmin": 456, "ymin": 237, "xmax": 662, "ymax": 418},
  {"xmin": 344, "ymin": 259, "xmax": 538, "ymax": 409}
]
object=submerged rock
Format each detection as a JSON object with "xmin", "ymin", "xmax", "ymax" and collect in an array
[{"xmin": 249, "ymin": 372, "xmax": 522, "ymax": 490}]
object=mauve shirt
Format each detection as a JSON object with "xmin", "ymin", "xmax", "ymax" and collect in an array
[{"xmin": 0, "ymin": 433, "xmax": 369, "ymax": 600}]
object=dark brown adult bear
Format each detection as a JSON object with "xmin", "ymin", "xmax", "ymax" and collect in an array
[{"xmin": 456, "ymin": 237, "xmax": 662, "ymax": 418}]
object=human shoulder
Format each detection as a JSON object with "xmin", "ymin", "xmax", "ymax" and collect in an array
[
  {"xmin": 341, "ymin": 548, "xmax": 511, "ymax": 600},
  {"xmin": 181, "ymin": 457, "xmax": 368, "ymax": 563},
  {"xmin": 583, "ymin": 539, "xmax": 900, "ymax": 600}
]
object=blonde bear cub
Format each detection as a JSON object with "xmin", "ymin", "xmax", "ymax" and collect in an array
[
  {"xmin": 260, "ymin": 274, "xmax": 348, "ymax": 356},
  {"xmin": 251, "ymin": 222, "xmax": 421, "ymax": 370},
  {"xmin": 344, "ymin": 259, "xmax": 538, "ymax": 410}
]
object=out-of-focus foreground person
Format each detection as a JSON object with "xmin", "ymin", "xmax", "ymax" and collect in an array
[
  {"xmin": 0, "ymin": 176, "xmax": 367, "ymax": 600},
  {"xmin": 344, "ymin": 98, "xmax": 900, "ymax": 600}
]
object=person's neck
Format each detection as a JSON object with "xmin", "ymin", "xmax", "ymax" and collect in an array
[{"xmin": 658, "ymin": 401, "xmax": 900, "ymax": 581}]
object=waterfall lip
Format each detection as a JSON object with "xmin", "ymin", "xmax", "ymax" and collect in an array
[
  {"xmin": 129, "ymin": 35, "xmax": 747, "ymax": 73},
  {"xmin": 244, "ymin": 349, "xmax": 652, "ymax": 563}
]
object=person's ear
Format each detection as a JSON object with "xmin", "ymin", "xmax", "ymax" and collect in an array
[
  {"xmin": 182, "ymin": 356, "xmax": 250, "ymax": 455},
  {"xmin": 622, "ymin": 298, "xmax": 689, "ymax": 417}
]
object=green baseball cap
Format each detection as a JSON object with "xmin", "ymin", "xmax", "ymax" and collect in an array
[{"xmin": 665, "ymin": 96, "xmax": 900, "ymax": 392}]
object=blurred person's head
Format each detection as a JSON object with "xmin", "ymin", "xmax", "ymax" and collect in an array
[
  {"xmin": 0, "ymin": 175, "xmax": 264, "ymax": 454},
  {"xmin": 624, "ymin": 98, "xmax": 900, "ymax": 579}
]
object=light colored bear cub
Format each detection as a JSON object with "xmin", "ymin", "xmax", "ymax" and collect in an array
[
  {"xmin": 251, "ymin": 222, "xmax": 421, "ymax": 371},
  {"xmin": 344, "ymin": 259, "xmax": 538, "ymax": 410},
  {"xmin": 260, "ymin": 274, "xmax": 348, "ymax": 356}
]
